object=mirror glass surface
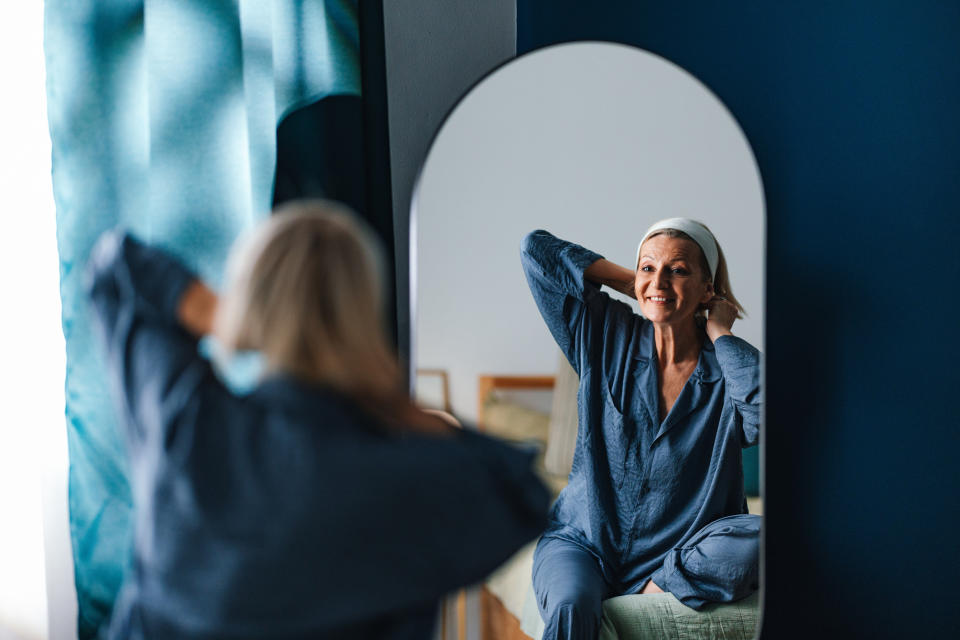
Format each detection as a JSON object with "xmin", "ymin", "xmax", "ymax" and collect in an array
[{"xmin": 412, "ymin": 41, "xmax": 764, "ymax": 634}]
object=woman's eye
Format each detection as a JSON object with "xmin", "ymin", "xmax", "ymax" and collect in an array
[
  {"xmin": 671, "ymin": 267, "xmax": 689, "ymax": 275},
  {"xmin": 640, "ymin": 265, "xmax": 654, "ymax": 272}
]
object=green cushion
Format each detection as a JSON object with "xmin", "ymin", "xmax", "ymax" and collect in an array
[
  {"xmin": 520, "ymin": 581, "xmax": 759, "ymax": 640},
  {"xmin": 599, "ymin": 592, "xmax": 759, "ymax": 640}
]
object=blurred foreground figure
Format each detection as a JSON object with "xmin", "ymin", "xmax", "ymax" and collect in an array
[{"xmin": 87, "ymin": 199, "xmax": 549, "ymax": 639}]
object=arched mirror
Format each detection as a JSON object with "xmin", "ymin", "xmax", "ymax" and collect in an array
[{"xmin": 412, "ymin": 42, "xmax": 764, "ymax": 640}]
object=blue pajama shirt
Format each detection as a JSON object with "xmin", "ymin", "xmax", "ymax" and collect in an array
[
  {"xmin": 86, "ymin": 230, "xmax": 550, "ymax": 640},
  {"xmin": 520, "ymin": 230, "xmax": 761, "ymax": 614}
]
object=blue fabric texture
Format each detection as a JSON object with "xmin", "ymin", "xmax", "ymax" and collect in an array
[
  {"xmin": 532, "ymin": 516, "xmax": 760, "ymax": 640},
  {"xmin": 520, "ymin": 230, "xmax": 762, "ymax": 619},
  {"xmin": 532, "ymin": 536, "xmax": 611, "ymax": 640},
  {"xmin": 86, "ymin": 230, "xmax": 550, "ymax": 639},
  {"xmin": 44, "ymin": 2, "xmax": 359, "ymax": 636},
  {"xmin": 650, "ymin": 514, "xmax": 760, "ymax": 610}
]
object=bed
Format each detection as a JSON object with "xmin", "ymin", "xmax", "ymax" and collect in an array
[{"xmin": 476, "ymin": 372, "xmax": 762, "ymax": 640}]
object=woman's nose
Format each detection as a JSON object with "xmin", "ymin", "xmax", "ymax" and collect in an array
[{"xmin": 654, "ymin": 269, "xmax": 669, "ymax": 288}]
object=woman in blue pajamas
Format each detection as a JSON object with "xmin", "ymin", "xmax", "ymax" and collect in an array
[
  {"xmin": 87, "ymin": 200, "xmax": 550, "ymax": 640},
  {"xmin": 521, "ymin": 220, "xmax": 761, "ymax": 640}
]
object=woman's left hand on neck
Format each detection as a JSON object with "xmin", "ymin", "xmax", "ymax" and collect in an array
[{"xmin": 704, "ymin": 296, "xmax": 738, "ymax": 343}]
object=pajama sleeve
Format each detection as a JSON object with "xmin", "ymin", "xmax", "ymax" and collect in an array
[
  {"xmin": 519, "ymin": 229, "xmax": 633, "ymax": 376},
  {"xmin": 713, "ymin": 335, "xmax": 762, "ymax": 447},
  {"xmin": 85, "ymin": 229, "xmax": 231, "ymax": 449}
]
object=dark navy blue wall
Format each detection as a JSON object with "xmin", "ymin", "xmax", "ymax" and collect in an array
[{"xmin": 519, "ymin": 2, "xmax": 960, "ymax": 637}]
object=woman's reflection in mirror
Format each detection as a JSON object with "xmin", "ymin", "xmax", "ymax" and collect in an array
[{"xmin": 521, "ymin": 219, "xmax": 761, "ymax": 640}]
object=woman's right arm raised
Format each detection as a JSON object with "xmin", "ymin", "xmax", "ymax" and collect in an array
[
  {"xmin": 86, "ymin": 230, "xmax": 227, "ymax": 446},
  {"xmin": 520, "ymin": 230, "xmax": 632, "ymax": 373}
]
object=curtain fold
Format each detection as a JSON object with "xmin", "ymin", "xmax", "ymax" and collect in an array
[{"xmin": 44, "ymin": 2, "xmax": 359, "ymax": 636}]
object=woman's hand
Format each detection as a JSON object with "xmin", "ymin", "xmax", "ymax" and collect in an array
[
  {"xmin": 705, "ymin": 296, "xmax": 738, "ymax": 342},
  {"xmin": 177, "ymin": 280, "xmax": 218, "ymax": 337}
]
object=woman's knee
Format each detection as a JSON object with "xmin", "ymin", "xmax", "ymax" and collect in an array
[
  {"xmin": 661, "ymin": 514, "xmax": 760, "ymax": 607},
  {"xmin": 687, "ymin": 514, "xmax": 760, "ymax": 569},
  {"xmin": 532, "ymin": 539, "xmax": 608, "ymax": 622},
  {"xmin": 542, "ymin": 585, "xmax": 603, "ymax": 619},
  {"xmin": 548, "ymin": 600, "xmax": 602, "ymax": 638}
]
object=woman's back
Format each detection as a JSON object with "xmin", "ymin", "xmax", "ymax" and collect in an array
[
  {"xmin": 87, "ymin": 213, "xmax": 549, "ymax": 639},
  {"xmin": 108, "ymin": 376, "xmax": 546, "ymax": 639}
]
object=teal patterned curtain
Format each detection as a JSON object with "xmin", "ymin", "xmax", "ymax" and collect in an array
[{"xmin": 44, "ymin": 2, "xmax": 359, "ymax": 636}]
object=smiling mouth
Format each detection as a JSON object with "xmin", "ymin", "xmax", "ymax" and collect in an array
[{"xmin": 646, "ymin": 296, "xmax": 674, "ymax": 303}]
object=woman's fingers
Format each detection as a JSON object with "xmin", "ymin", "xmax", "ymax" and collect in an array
[
  {"xmin": 705, "ymin": 297, "xmax": 737, "ymax": 341},
  {"xmin": 710, "ymin": 301, "xmax": 737, "ymax": 317},
  {"xmin": 704, "ymin": 296, "xmax": 732, "ymax": 311},
  {"xmin": 706, "ymin": 298, "xmax": 737, "ymax": 327}
]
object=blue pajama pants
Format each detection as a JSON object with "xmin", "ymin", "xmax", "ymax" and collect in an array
[{"xmin": 532, "ymin": 514, "xmax": 761, "ymax": 640}]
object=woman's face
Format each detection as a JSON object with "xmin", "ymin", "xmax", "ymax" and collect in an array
[{"xmin": 634, "ymin": 235, "xmax": 713, "ymax": 326}]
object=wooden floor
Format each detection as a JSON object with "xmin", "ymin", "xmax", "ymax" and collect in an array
[{"xmin": 481, "ymin": 586, "xmax": 533, "ymax": 640}]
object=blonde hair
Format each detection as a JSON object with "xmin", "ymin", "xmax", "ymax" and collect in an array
[
  {"xmin": 642, "ymin": 224, "xmax": 746, "ymax": 319},
  {"xmin": 214, "ymin": 200, "xmax": 447, "ymax": 434}
]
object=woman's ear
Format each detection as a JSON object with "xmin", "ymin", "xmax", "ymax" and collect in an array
[{"xmin": 701, "ymin": 281, "xmax": 715, "ymax": 304}]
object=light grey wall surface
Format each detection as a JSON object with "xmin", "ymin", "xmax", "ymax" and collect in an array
[
  {"xmin": 414, "ymin": 43, "xmax": 766, "ymax": 424},
  {"xmin": 382, "ymin": 0, "xmax": 516, "ymax": 366}
]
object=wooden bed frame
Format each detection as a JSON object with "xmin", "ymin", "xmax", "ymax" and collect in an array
[
  {"xmin": 481, "ymin": 587, "xmax": 533, "ymax": 640},
  {"xmin": 476, "ymin": 375, "xmax": 555, "ymax": 431},
  {"xmin": 477, "ymin": 374, "xmax": 555, "ymax": 640}
]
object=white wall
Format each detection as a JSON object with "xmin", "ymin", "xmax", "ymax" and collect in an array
[
  {"xmin": 413, "ymin": 43, "xmax": 765, "ymax": 423},
  {"xmin": 0, "ymin": 4, "xmax": 70, "ymax": 640}
]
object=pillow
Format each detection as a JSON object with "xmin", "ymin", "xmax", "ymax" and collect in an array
[
  {"xmin": 481, "ymin": 396, "xmax": 550, "ymax": 443},
  {"xmin": 544, "ymin": 351, "xmax": 579, "ymax": 476}
]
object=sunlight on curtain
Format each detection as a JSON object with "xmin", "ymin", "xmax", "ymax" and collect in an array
[
  {"xmin": 0, "ymin": 5, "xmax": 62, "ymax": 640},
  {"xmin": 43, "ymin": 1, "xmax": 360, "ymax": 636}
]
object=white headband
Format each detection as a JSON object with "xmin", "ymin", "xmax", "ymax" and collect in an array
[{"xmin": 635, "ymin": 218, "xmax": 719, "ymax": 280}]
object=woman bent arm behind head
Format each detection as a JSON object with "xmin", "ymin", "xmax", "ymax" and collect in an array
[{"xmin": 87, "ymin": 200, "xmax": 549, "ymax": 640}]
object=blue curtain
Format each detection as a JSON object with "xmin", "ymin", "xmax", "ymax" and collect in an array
[{"xmin": 44, "ymin": 2, "xmax": 359, "ymax": 636}]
